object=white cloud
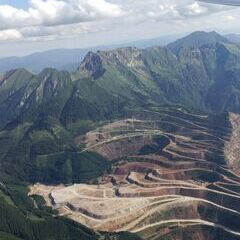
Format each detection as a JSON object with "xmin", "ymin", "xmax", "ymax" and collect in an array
[
  {"xmin": 0, "ymin": 29, "xmax": 22, "ymax": 41},
  {"xmin": 185, "ymin": 2, "xmax": 208, "ymax": 15},
  {"xmin": 0, "ymin": 0, "xmax": 124, "ymax": 30},
  {"xmin": 113, "ymin": 0, "xmax": 229, "ymax": 23},
  {"xmin": 0, "ymin": 0, "xmax": 238, "ymax": 43},
  {"xmin": 226, "ymin": 14, "xmax": 235, "ymax": 20},
  {"xmin": 198, "ymin": 0, "xmax": 240, "ymax": 6}
]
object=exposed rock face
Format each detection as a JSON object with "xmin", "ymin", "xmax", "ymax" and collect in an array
[
  {"xmin": 79, "ymin": 51, "xmax": 105, "ymax": 79},
  {"xmin": 225, "ymin": 112, "xmax": 240, "ymax": 174},
  {"xmin": 100, "ymin": 47, "xmax": 145, "ymax": 68},
  {"xmin": 30, "ymin": 108, "xmax": 240, "ymax": 240},
  {"xmin": 78, "ymin": 47, "xmax": 145, "ymax": 80}
]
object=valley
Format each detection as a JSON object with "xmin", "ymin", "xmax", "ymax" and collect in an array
[{"xmin": 30, "ymin": 108, "xmax": 240, "ymax": 240}]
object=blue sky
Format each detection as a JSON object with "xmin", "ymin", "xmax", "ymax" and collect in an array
[
  {"xmin": 0, "ymin": 0, "xmax": 239, "ymax": 57},
  {"xmin": 0, "ymin": 0, "xmax": 28, "ymax": 8}
]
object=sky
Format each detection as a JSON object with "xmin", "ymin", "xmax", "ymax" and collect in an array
[
  {"xmin": 0, "ymin": 0, "xmax": 239, "ymax": 57},
  {"xmin": 0, "ymin": 0, "xmax": 28, "ymax": 9}
]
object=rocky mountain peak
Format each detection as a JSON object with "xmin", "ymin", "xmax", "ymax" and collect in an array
[
  {"xmin": 99, "ymin": 47, "xmax": 144, "ymax": 68},
  {"xmin": 78, "ymin": 51, "xmax": 105, "ymax": 80}
]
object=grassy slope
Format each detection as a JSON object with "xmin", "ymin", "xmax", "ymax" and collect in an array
[{"xmin": 0, "ymin": 115, "xmax": 110, "ymax": 184}]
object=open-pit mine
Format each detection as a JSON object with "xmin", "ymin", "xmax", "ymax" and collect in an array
[{"xmin": 30, "ymin": 108, "xmax": 240, "ymax": 240}]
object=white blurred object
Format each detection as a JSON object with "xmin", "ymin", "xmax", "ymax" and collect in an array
[{"xmin": 198, "ymin": 0, "xmax": 240, "ymax": 6}]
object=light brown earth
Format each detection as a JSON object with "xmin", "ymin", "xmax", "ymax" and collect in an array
[
  {"xmin": 225, "ymin": 112, "xmax": 240, "ymax": 174},
  {"xmin": 29, "ymin": 109, "xmax": 240, "ymax": 240}
]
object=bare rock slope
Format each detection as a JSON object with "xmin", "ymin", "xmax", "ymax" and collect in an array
[{"xmin": 225, "ymin": 113, "xmax": 240, "ymax": 174}]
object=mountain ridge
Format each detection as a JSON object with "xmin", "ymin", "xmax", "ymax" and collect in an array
[{"xmin": 1, "ymin": 31, "xmax": 240, "ymax": 131}]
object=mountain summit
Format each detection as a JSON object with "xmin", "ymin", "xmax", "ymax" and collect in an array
[{"xmin": 167, "ymin": 31, "xmax": 231, "ymax": 54}]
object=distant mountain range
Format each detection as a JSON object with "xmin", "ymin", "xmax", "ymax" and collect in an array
[
  {"xmin": 0, "ymin": 32, "xmax": 238, "ymax": 74},
  {"xmin": 225, "ymin": 33, "xmax": 240, "ymax": 43},
  {"xmin": 0, "ymin": 36, "xmax": 176, "ymax": 73},
  {"xmin": 0, "ymin": 48, "xmax": 94, "ymax": 73},
  {"xmin": 0, "ymin": 32, "xmax": 237, "ymax": 73}
]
